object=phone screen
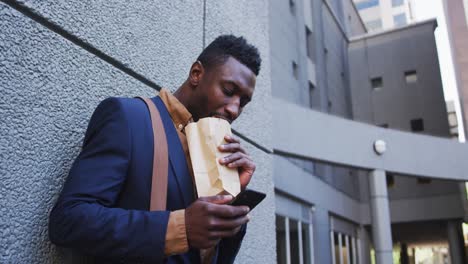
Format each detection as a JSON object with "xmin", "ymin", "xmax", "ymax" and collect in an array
[{"xmin": 230, "ymin": 189, "xmax": 266, "ymax": 210}]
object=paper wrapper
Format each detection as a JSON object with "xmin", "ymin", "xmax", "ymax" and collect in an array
[{"xmin": 185, "ymin": 117, "xmax": 241, "ymax": 197}]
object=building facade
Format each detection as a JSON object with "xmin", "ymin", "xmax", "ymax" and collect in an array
[
  {"xmin": 444, "ymin": 0, "xmax": 468, "ymax": 138},
  {"xmin": 353, "ymin": 0, "xmax": 415, "ymax": 31},
  {"xmin": 271, "ymin": 0, "xmax": 467, "ymax": 263}
]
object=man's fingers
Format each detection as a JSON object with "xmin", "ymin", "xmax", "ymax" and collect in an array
[
  {"xmin": 219, "ymin": 152, "xmax": 251, "ymax": 165},
  {"xmin": 239, "ymin": 172, "xmax": 254, "ymax": 188},
  {"xmin": 218, "ymin": 142, "xmax": 246, "ymax": 153},
  {"xmin": 207, "ymin": 216, "xmax": 250, "ymax": 231},
  {"xmin": 227, "ymin": 157, "xmax": 255, "ymax": 169},
  {"xmin": 198, "ymin": 195, "xmax": 233, "ymax": 204},
  {"xmin": 208, "ymin": 226, "xmax": 244, "ymax": 238},
  {"xmin": 206, "ymin": 203, "xmax": 249, "ymax": 218},
  {"xmin": 224, "ymin": 135, "xmax": 240, "ymax": 143},
  {"xmin": 219, "ymin": 153, "xmax": 255, "ymax": 169}
]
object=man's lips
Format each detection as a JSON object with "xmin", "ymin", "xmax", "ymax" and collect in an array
[{"xmin": 212, "ymin": 115, "xmax": 231, "ymax": 123}]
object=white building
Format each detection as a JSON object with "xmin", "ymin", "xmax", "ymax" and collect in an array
[{"xmin": 353, "ymin": 0, "xmax": 416, "ymax": 31}]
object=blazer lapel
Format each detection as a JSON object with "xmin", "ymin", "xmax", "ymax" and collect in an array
[{"xmin": 152, "ymin": 97, "xmax": 194, "ymax": 207}]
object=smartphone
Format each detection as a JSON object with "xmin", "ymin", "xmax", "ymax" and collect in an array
[{"xmin": 230, "ymin": 189, "xmax": 266, "ymax": 210}]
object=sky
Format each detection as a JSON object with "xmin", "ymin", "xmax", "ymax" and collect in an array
[{"xmin": 410, "ymin": 0, "xmax": 466, "ymax": 141}]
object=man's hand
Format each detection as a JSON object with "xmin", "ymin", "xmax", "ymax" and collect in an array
[
  {"xmin": 185, "ymin": 195, "xmax": 250, "ymax": 249},
  {"xmin": 218, "ymin": 135, "xmax": 256, "ymax": 190}
]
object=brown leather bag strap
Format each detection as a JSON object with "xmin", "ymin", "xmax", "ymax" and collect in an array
[{"xmin": 137, "ymin": 97, "xmax": 168, "ymax": 211}]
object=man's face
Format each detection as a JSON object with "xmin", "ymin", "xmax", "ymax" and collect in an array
[{"xmin": 192, "ymin": 56, "xmax": 256, "ymax": 123}]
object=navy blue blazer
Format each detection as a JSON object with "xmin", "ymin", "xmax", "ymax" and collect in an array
[{"xmin": 49, "ymin": 97, "xmax": 246, "ymax": 263}]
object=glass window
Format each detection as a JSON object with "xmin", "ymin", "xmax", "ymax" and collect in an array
[
  {"xmin": 392, "ymin": 0, "xmax": 404, "ymax": 7},
  {"xmin": 302, "ymin": 222, "xmax": 312, "ymax": 264},
  {"xmin": 276, "ymin": 215, "xmax": 287, "ymax": 264},
  {"xmin": 393, "ymin": 13, "xmax": 407, "ymax": 27},
  {"xmin": 355, "ymin": 0, "xmax": 379, "ymax": 10},
  {"xmin": 333, "ymin": 232, "xmax": 340, "ymax": 264},
  {"xmin": 417, "ymin": 177, "xmax": 432, "ymax": 184},
  {"xmin": 309, "ymin": 81, "xmax": 316, "ymax": 109},
  {"xmin": 371, "ymin": 77, "xmax": 383, "ymax": 90},
  {"xmin": 464, "ymin": 0, "xmax": 468, "ymax": 27},
  {"xmin": 331, "ymin": 231, "xmax": 359, "ymax": 264},
  {"xmin": 289, "ymin": 0, "xmax": 296, "ymax": 14},
  {"xmin": 292, "ymin": 61, "xmax": 299, "ymax": 79},
  {"xmin": 410, "ymin": 118, "xmax": 424, "ymax": 132},
  {"xmin": 405, "ymin": 70, "xmax": 417, "ymax": 83},
  {"xmin": 305, "ymin": 26, "xmax": 316, "ymax": 62},
  {"xmin": 342, "ymin": 235, "xmax": 349, "ymax": 264},
  {"xmin": 276, "ymin": 214, "xmax": 313, "ymax": 264},
  {"xmin": 348, "ymin": 236, "xmax": 354, "ymax": 264},
  {"xmin": 365, "ymin": 19, "xmax": 383, "ymax": 31},
  {"xmin": 290, "ymin": 219, "xmax": 300, "ymax": 264}
]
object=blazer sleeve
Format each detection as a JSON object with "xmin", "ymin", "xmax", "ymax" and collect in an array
[
  {"xmin": 216, "ymin": 224, "xmax": 247, "ymax": 264},
  {"xmin": 49, "ymin": 97, "xmax": 169, "ymax": 263}
]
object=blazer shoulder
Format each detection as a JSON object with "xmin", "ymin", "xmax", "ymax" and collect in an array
[{"xmin": 91, "ymin": 97, "xmax": 153, "ymax": 121}]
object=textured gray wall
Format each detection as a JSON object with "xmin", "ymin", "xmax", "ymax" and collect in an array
[
  {"xmin": 269, "ymin": 0, "xmax": 310, "ymax": 108},
  {"xmin": 349, "ymin": 21, "xmax": 450, "ymax": 138},
  {"xmin": 0, "ymin": 0, "xmax": 275, "ymax": 263},
  {"xmin": 347, "ymin": 21, "xmax": 463, "ymax": 218},
  {"xmin": 342, "ymin": 0, "xmax": 367, "ymax": 36}
]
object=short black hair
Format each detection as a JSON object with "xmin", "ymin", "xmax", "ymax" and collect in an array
[{"xmin": 197, "ymin": 35, "xmax": 261, "ymax": 76}]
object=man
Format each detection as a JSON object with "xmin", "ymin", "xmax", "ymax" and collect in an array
[{"xmin": 49, "ymin": 35, "xmax": 261, "ymax": 263}]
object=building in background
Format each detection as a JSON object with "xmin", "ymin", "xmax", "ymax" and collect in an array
[
  {"xmin": 447, "ymin": 101, "xmax": 460, "ymax": 139},
  {"xmin": 271, "ymin": 0, "xmax": 466, "ymax": 263},
  {"xmin": 444, "ymin": 1, "xmax": 468, "ymax": 260},
  {"xmin": 353, "ymin": 0, "xmax": 416, "ymax": 31},
  {"xmin": 444, "ymin": 0, "xmax": 468, "ymax": 141}
]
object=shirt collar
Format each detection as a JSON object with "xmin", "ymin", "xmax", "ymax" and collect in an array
[{"xmin": 158, "ymin": 88, "xmax": 193, "ymax": 132}]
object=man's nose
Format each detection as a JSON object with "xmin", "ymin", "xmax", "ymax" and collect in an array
[{"xmin": 225, "ymin": 98, "xmax": 240, "ymax": 121}]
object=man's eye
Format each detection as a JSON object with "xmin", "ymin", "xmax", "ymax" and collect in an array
[{"xmin": 223, "ymin": 87, "xmax": 234, "ymax": 96}]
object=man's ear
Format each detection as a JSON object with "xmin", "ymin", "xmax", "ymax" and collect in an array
[{"xmin": 189, "ymin": 61, "xmax": 204, "ymax": 87}]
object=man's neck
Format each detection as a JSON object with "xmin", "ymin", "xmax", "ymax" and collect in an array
[{"xmin": 173, "ymin": 83, "xmax": 192, "ymax": 115}]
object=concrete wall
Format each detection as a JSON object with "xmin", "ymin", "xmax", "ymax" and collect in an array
[
  {"xmin": 342, "ymin": 0, "xmax": 367, "ymax": 36},
  {"xmin": 347, "ymin": 21, "xmax": 465, "ymax": 219},
  {"xmin": 269, "ymin": 0, "xmax": 311, "ymax": 108},
  {"xmin": 349, "ymin": 21, "xmax": 450, "ymax": 137},
  {"xmin": 269, "ymin": 1, "xmax": 366, "ymax": 263},
  {"xmin": 354, "ymin": 0, "xmax": 413, "ymax": 31},
  {"xmin": 444, "ymin": 0, "xmax": 468, "ymax": 136},
  {"xmin": 0, "ymin": 1, "xmax": 275, "ymax": 263}
]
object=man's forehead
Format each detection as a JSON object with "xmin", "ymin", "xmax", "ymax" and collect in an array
[{"xmin": 217, "ymin": 57, "xmax": 256, "ymax": 91}]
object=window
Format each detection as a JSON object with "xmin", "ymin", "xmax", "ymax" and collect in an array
[
  {"xmin": 309, "ymin": 81, "xmax": 316, "ymax": 109},
  {"xmin": 289, "ymin": 0, "xmax": 296, "ymax": 14},
  {"xmin": 392, "ymin": 0, "xmax": 404, "ymax": 7},
  {"xmin": 276, "ymin": 216, "xmax": 287, "ymax": 264},
  {"xmin": 331, "ymin": 230, "xmax": 358, "ymax": 264},
  {"xmin": 386, "ymin": 173, "xmax": 395, "ymax": 188},
  {"xmin": 405, "ymin": 70, "xmax": 417, "ymax": 83},
  {"xmin": 354, "ymin": 0, "xmax": 379, "ymax": 10},
  {"xmin": 276, "ymin": 214, "xmax": 313, "ymax": 264},
  {"xmin": 292, "ymin": 61, "xmax": 299, "ymax": 79},
  {"xmin": 305, "ymin": 26, "xmax": 316, "ymax": 62},
  {"xmin": 371, "ymin": 77, "xmax": 383, "ymax": 90},
  {"xmin": 393, "ymin": 13, "xmax": 407, "ymax": 27},
  {"xmin": 464, "ymin": 0, "xmax": 468, "ymax": 28},
  {"xmin": 417, "ymin": 177, "xmax": 432, "ymax": 184},
  {"xmin": 410, "ymin": 118, "xmax": 424, "ymax": 132},
  {"xmin": 365, "ymin": 19, "xmax": 383, "ymax": 31}
]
